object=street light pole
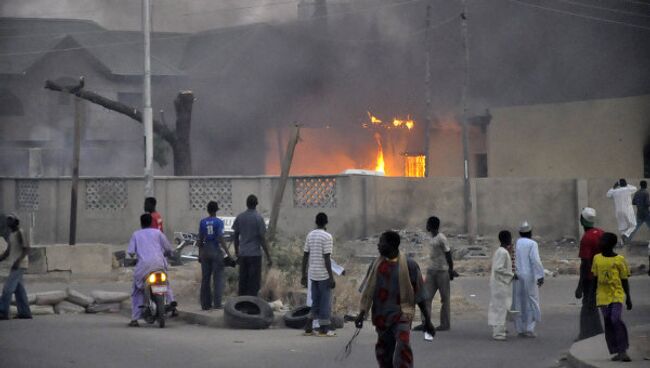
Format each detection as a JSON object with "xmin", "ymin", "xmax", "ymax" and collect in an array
[
  {"xmin": 460, "ymin": 0, "xmax": 473, "ymax": 241},
  {"xmin": 143, "ymin": 0, "xmax": 154, "ymax": 197}
]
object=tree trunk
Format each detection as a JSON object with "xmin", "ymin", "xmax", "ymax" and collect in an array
[{"xmin": 172, "ymin": 91, "xmax": 194, "ymax": 176}]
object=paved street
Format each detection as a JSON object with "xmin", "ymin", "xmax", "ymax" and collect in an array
[{"xmin": 1, "ymin": 276, "xmax": 648, "ymax": 368}]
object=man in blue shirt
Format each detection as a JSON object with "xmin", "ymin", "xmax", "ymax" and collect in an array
[{"xmin": 198, "ymin": 201, "xmax": 232, "ymax": 310}]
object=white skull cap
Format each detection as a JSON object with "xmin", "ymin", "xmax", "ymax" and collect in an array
[{"xmin": 519, "ymin": 221, "xmax": 532, "ymax": 233}]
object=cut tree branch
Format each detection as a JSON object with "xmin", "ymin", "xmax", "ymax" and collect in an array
[{"xmin": 44, "ymin": 78, "xmax": 177, "ymax": 146}]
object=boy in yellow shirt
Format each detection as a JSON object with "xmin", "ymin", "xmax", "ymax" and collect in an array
[{"xmin": 591, "ymin": 232, "xmax": 633, "ymax": 362}]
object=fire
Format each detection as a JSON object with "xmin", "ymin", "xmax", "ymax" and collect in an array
[
  {"xmin": 367, "ymin": 111, "xmax": 382, "ymax": 125},
  {"xmin": 391, "ymin": 115, "xmax": 415, "ymax": 130},
  {"xmin": 374, "ymin": 132, "xmax": 385, "ymax": 173},
  {"xmin": 405, "ymin": 154, "xmax": 426, "ymax": 177}
]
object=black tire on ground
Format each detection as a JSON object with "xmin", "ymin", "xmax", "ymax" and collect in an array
[
  {"xmin": 330, "ymin": 314, "xmax": 344, "ymax": 330},
  {"xmin": 154, "ymin": 294, "xmax": 166, "ymax": 328},
  {"xmin": 223, "ymin": 296, "xmax": 274, "ymax": 330},
  {"xmin": 283, "ymin": 305, "xmax": 311, "ymax": 329}
]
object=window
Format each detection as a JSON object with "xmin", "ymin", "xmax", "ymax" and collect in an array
[{"xmin": 404, "ymin": 154, "xmax": 426, "ymax": 177}]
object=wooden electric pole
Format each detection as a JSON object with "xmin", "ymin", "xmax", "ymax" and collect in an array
[
  {"xmin": 267, "ymin": 124, "xmax": 301, "ymax": 243},
  {"xmin": 69, "ymin": 96, "xmax": 84, "ymax": 245}
]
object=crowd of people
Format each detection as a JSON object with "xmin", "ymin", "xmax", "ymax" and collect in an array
[{"xmin": 0, "ymin": 177, "xmax": 648, "ymax": 367}]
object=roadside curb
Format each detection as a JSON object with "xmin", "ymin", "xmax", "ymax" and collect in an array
[{"xmin": 568, "ymin": 324, "xmax": 650, "ymax": 368}]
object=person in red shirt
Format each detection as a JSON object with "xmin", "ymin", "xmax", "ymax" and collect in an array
[
  {"xmin": 574, "ymin": 207, "xmax": 604, "ymax": 341},
  {"xmin": 144, "ymin": 197, "xmax": 163, "ymax": 232}
]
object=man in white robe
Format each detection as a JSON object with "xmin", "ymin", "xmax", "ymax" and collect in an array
[
  {"xmin": 606, "ymin": 179, "xmax": 637, "ymax": 243},
  {"xmin": 512, "ymin": 221, "xmax": 545, "ymax": 338},
  {"xmin": 489, "ymin": 230, "xmax": 516, "ymax": 340}
]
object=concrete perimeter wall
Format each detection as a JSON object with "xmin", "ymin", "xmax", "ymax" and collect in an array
[{"xmin": 0, "ymin": 176, "xmax": 648, "ymax": 245}]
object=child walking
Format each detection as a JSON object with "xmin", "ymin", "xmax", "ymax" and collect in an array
[{"xmin": 591, "ymin": 232, "xmax": 633, "ymax": 362}]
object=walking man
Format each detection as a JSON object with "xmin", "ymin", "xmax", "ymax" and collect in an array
[
  {"xmin": 574, "ymin": 207, "xmax": 604, "ymax": 341},
  {"xmin": 420, "ymin": 216, "xmax": 455, "ymax": 331},
  {"xmin": 301, "ymin": 213, "xmax": 336, "ymax": 336},
  {"xmin": 198, "ymin": 201, "xmax": 232, "ymax": 310},
  {"xmin": 592, "ymin": 233, "xmax": 633, "ymax": 362},
  {"xmin": 629, "ymin": 180, "xmax": 649, "ymax": 243},
  {"xmin": 355, "ymin": 231, "xmax": 435, "ymax": 368},
  {"xmin": 512, "ymin": 221, "xmax": 544, "ymax": 338},
  {"xmin": 0, "ymin": 214, "xmax": 32, "ymax": 320},
  {"xmin": 606, "ymin": 179, "xmax": 637, "ymax": 244},
  {"xmin": 488, "ymin": 230, "xmax": 516, "ymax": 341},
  {"xmin": 233, "ymin": 195, "xmax": 272, "ymax": 296}
]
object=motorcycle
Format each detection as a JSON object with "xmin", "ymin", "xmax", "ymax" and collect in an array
[{"xmin": 141, "ymin": 270, "xmax": 170, "ymax": 328}]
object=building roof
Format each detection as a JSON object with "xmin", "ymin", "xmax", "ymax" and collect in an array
[{"xmin": 0, "ymin": 17, "xmax": 187, "ymax": 76}]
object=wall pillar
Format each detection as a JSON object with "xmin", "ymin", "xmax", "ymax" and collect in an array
[{"xmin": 469, "ymin": 178, "xmax": 478, "ymax": 239}]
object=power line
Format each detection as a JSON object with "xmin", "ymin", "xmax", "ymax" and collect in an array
[
  {"xmin": 508, "ymin": 0, "xmax": 650, "ymax": 31},
  {"xmin": 550, "ymin": 0, "xmax": 650, "ymax": 18},
  {"xmin": 607, "ymin": 0, "xmax": 650, "ymax": 7}
]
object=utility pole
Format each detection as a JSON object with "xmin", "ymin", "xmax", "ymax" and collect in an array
[
  {"xmin": 267, "ymin": 125, "xmax": 301, "ymax": 244},
  {"xmin": 460, "ymin": 0, "xmax": 474, "ymax": 241},
  {"xmin": 142, "ymin": 0, "xmax": 154, "ymax": 197},
  {"xmin": 424, "ymin": 5, "xmax": 432, "ymax": 177},
  {"xmin": 69, "ymin": 97, "xmax": 83, "ymax": 245}
]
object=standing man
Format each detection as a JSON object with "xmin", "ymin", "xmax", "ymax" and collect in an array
[
  {"xmin": 301, "ymin": 213, "xmax": 336, "ymax": 336},
  {"xmin": 592, "ymin": 233, "xmax": 633, "ymax": 362},
  {"xmin": 127, "ymin": 214, "xmax": 176, "ymax": 327},
  {"xmin": 144, "ymin": 197, "xmax": 164, "ymax": 232},
  {"xmin": 629, "ymin": 180, "xmax": 649, "ymax": 243},
  {"xmin": 0, "ymin": 214, "xmax": 32, "ymax": 320},
  {"xmin": 355, "ymin": 231, "xmax": 435, "ymax": 368},
  {"xmin": 574, "ymin": 207, "xmax": 604, "ymax": 341},
  {"xmin": 198, "ymin": 201, "xmax": 232, "ymax": 310},
  {"xmin": 488, "ymin": 230, "xmax": 516, "ymax": 341},
  {"xmin": 606, "ymin": 179, "xmax": 637, "ymax": 244},
  {"xmin": 419, "ymin": 216, "xmax": 455, "ymax": 331},
  {"xmin": 233, "ymin": 194, "xmax": 272, "ymax": 296},
  {"xmin": 512, "ymin": 221, "xmax": 544, "ymax": 338}
]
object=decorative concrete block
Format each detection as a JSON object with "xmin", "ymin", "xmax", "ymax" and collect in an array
[
  {"xmin": 46, "ymin": 246, "xmax": 71, "ymax": 272},
  {"xmin": 70, "ymin": 245, "xmax": 112, "ymax": 274}
]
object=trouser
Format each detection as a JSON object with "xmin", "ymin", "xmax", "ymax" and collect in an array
[
  {"xmin": 0, "ymin": 268, "xmax": 31, "ymax": 318},
  {"xmin": 375, "ymin": 319, "xmax": 413, "ymax": 368},
  {"xmin": 424, "ymin": 269, "xmax": 451, "ymax": 329},
  {"xmin": 492, "ymin": 325, "xmax": 506, "ymax": 339},
  {"xmin": 601, "ymin": 303, "xmax": 629, "ymax": 354},
  {"xmin": 628, "ymin": 216, "xmax": 650, "ymax": 242},
  {"xmin": 238, "ymin": 256, "xmax": 262, "ymax": 296},
  {"xmin": 615, "ymin": 211, "xmax": 636, "ymax": 238},
  {"xmin": 578, "ymin": 279, "xmax": 603, "ymax": 340},
  {"xmin": 310, "ymin": 279, "xmax": 332, "ymax": 327},
  {"xmin": 200, "ymin": 250, "xmax": 225, "ymax": 309}
]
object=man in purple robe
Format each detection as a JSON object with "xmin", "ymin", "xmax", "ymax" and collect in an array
[{"xmin": 127, "ymin": 214, "xmax": 175, "ymax": 327}]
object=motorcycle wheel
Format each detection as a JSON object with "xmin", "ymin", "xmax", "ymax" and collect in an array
[{"xmin": 154, "ymin": 294, "xmax": 166, "ymax": 328}]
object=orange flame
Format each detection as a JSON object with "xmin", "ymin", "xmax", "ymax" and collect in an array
[
  {"xmin": 374, "ymin": 132, "xmax": 385, "ymax": 173},
  {"xmin": 367, "ymin": 111, "xmax": 382, "ymax": 124}
]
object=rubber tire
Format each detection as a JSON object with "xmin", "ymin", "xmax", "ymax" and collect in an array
[
  {"xmin": 154, "ymin": 295, "xmax": 166, "ymax": 328},
  {"xmin": 330, "ymin": 314, "xmax": 344, "ymax": 330},
  {"xmin": 224, "ymin": 296, "xmax": 274, "ymax": 330},
  {"xmin": 283, "ymin": 305, "xmax": 311, "ymax": 329}
]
